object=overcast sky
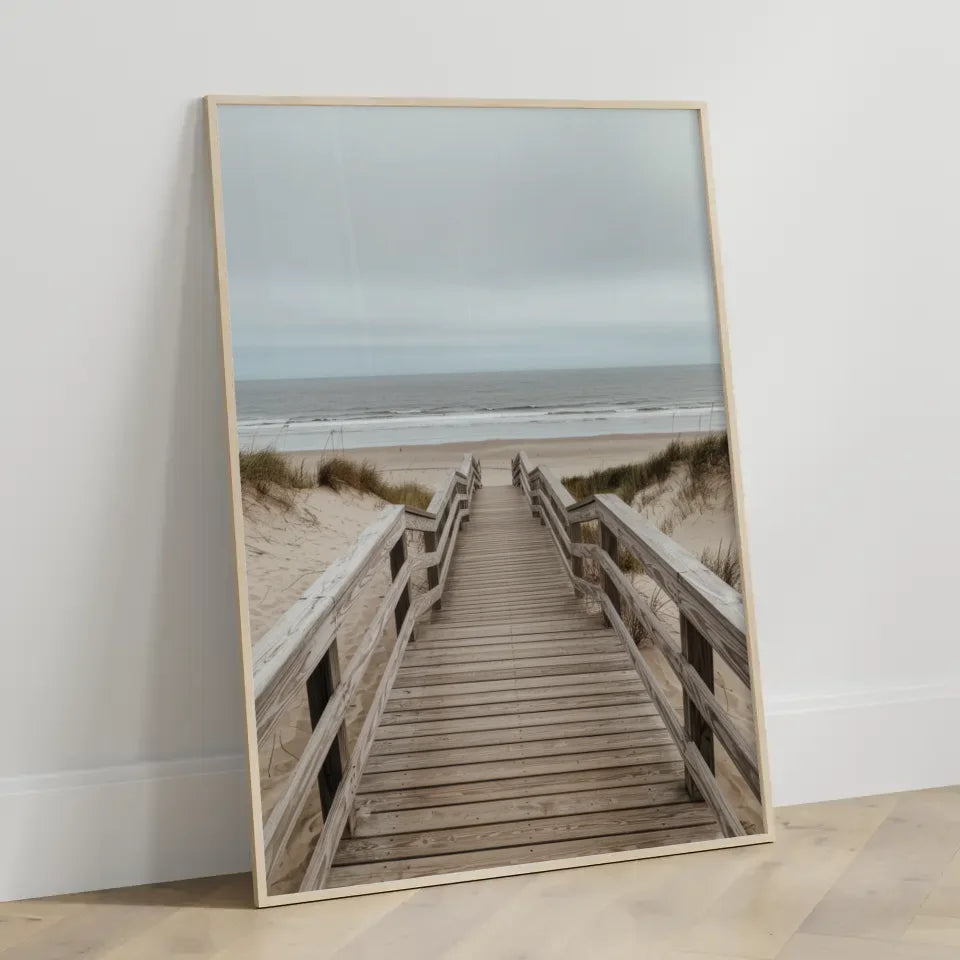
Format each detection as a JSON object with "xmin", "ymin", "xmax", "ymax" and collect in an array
[{"xmin": 217, "ymin": 104, "xmax": 721, "ymax": 381}]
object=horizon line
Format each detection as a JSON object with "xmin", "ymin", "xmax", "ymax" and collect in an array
[{"xmin": 233, "ymin": 360, "xmax": 721, "ymax": 384}]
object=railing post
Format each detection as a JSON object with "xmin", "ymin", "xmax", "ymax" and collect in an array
[
  {"xmin": 390, "ymin": 533, "xmax": 414, "ymax": 641},
  {"xmin": 458, "ymin": 478, "xmax": 469, "ymax": 524},
  {"xmin": 305, "ymin": 641, "xmax": 351, "ymax": 832},
  {"xmin": 422, "ymin": 523, "xmax": 442, "ymax": 611},
  {"xmin": 681, "ymin": 613, "xmax": 715, "ymax": 800},
  {"xmin": 599, "ymin": 521, "xmax": 621, "ymax": 626},
  {"xmin": 570, "ymin": 521, "xmax": 583, "ymax": 580}
]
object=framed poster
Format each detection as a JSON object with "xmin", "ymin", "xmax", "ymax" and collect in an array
[{"xmin": 205, "ymin": 97, "xmax": 773, "ymax": 907}]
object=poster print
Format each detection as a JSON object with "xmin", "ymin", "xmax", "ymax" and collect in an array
[{"xmin": 207, "ymin": 98, "xmax": 772, "ymax": 905}]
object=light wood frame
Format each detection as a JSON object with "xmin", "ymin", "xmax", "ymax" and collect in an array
[{"xmin": 204, "ymin": 96, "xmax": 774, "ymax": 908}]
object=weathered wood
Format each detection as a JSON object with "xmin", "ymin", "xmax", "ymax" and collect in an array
[
  {"xmin": 570, "ymin": 521, "xmax": 584, "ymax": 580},
  {"xmin": 413, "ymin": 627, "xmax": 614, "ymax": 648},
  {"xmin": 682, "ymin": 614, "xmax": 714, "ymax": 801},
  {"xmin": 569, "ymin": 493, "xmax": 749, "ymax": 686},
  {"xmin": 304, "ymin": 642, "xmax": 346, "ymax": 821},
  {"xmin": 292, "ymin": 477, "xmax": 742, "ymax": 891},
  {"xmin": 389, "ymin": 537, "xmax": 412, "ymax": 638},
  {"xmin": 415, "ymin": 628, "xmax": 609, "ymax": 649},
  {"xmin": 535, "ymin": 465, "xmax": 575, "ymax": 509},
  {"xmin": 257, "ymin": 454, "xmax": 485, "ymax": 891},
  {"xmin": 419, "ymin": 617, "xmax": 602, "ymax": 642},
  {"xmin": 358, "ymin": 744, "xmax": 683, "ymax": 792},
  {"xmin": 430, "ymin": 598, "xmax": 585, "ymax": 619},
  {"xmin": 299, "ymin": 589, "xmax": 426, "ymax": 891},
  {"xmin": 394, "ymin": 655, "xmax": 631, "ymax": 686},
  {"xmin": 363, "ymin": 730, "xmax": 675, "ymax": 775},
  {"xmin": 388, "ymin": 669, "xmax": 640, "ymax": 702},
  {"xmin": 422, "ymin": 527, "xmax": 441, "ymax": 611},
  {"xmin": 354, "ymin": 781, "xmax": 690, "ymax": 837},
  {"xmin": 402, "ymin": 638, "xmax": 627, "ymax": 666},
  {"xmin": 326, "ymin": 821, "xmax": 721, "ymax": 888},
  {"xmin": 376, "ymin": 702, "xmax": 659, "ymax": 737},
  {"xmin": 261, "ymin": 560, "xmax": 412, "ymax": 877},
  {"xmin": 412, "ymin": 494, "xmax": 467, "ymax": 568},
  {"xmin": 252, "ymin": 506, "xmax": 405, "ymax": 743},
  {"xmin": 592, "ymin": 549, "xmax": 760, "ymax": 800},
  {"xmin": 533, "ymin": 485, "xmax": 576, "ymax": 560},
  {"xmin": 335, "ymin": 801, "xmax": 714, "ymax": 864},
  {"xmin": 384, "ymin": 678, "xmax": 649, "ymax": 712},
  {"xmin": 381, "ymin": 688, "xmax": 650, "ymax": 719},
  {"xmin": 600, "ymin": 520, "xmax": 621, "ymax": 627},
  {"xmin": 595, "ymin": 591, "xmax": 745, "ymax": 838},
  {"xmin": 515, "ymin": 454, "xmax": 757, "ymax": 814},
  {"xmin": 354, "ymin": 762, "xmax": 685, "ymax": 814},
  {"xmin": 371, "ymin": 715, "xmax": 664, "ymax": 755}
]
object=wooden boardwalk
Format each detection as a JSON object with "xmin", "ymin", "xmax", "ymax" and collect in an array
[{"xmin": 326, "ymin": 485, "xmax": 722, "ymax": 887}]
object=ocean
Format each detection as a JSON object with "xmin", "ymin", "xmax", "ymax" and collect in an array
[{"xmin": 234, "ymin": 364, "xmax": 727, "ymax": 451}]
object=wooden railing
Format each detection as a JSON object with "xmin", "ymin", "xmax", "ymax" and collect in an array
[
  {"xmin": 253, "ymin": 454, "xmax": 482, "ymax": 891},
  {"xmin": 511, "ymin": 451, "xmax": 757, "ymax": 838}
]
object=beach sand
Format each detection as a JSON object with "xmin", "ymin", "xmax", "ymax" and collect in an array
[
  {"xmin": 289, "ymin": 432, "xmax": 696, "ymax": 490},
  {"xmin": 244, "ymin": 432, "xmax": 759, "ymax": 891}
]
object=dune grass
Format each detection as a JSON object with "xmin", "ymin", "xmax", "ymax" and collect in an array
[
  {"xmin": 562, "ymin": 433, "xmax": 729, "ymax": 506},
  {"xmin": 699, "ymin": 540, "xmax": 741, "ymax": 590},
  {"xmin": 627, "ymin": 588, "xmax": 669, "ymax": 648},
  {"xmin": 239, "ymin": 449, "xmax": 432, "ymax": 510},
  {"xmin": 238, "ymin": 449, "xmax": 312, "ymax": 498},
  {"xmin": 315, "ymin": 455, "xmax": 432, "ymax": 510}
]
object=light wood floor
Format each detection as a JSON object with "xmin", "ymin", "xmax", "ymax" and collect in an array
[
  {"xmin": 3, "ymin": 787, "xmax": 959, "ymax": 957},
  {"xmin": 330, "ymin": 485, "xmax": 720, "ymax": 887}
]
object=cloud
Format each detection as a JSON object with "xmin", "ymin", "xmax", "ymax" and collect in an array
[{"xmin": 217, "ymin": 104, "xmax": 719, "ymax": 379}]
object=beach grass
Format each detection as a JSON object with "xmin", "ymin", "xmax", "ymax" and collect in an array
[
  {"xmin": 699, "ymin": 540, "xmax": 741, "ymax": 590},
  {"xmin": 238, "ymin": 449, "xmax": 312, "ymax": 499},
  {"xmin": 239, "ymin": 449, "xmax": 432, "ymax": 510},
  {"xmin": 315, "ymin": 456, "xmax": 433, "ymax": 510},
  {"xmin": 627, "ymin": 587, "xmax": 669, "ymax": 648},
  {"xmin": 562, "ymin": 433, "xmax": 729, "ymax": 504}
]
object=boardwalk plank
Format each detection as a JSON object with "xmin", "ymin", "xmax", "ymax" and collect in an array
[
  {"xmin": 377, "ymin": 702, "xmax": 659, "ymax": 736},
  {"xmin": 364, "ymin": 730, "xmax": 676, "ymax": 774},
  {"xmin": 371, "ymin": 715, "xmax": 665, "ymax": 755},
  {"xmin": 358, "ymin": 744, "xmax": 683, "ymax": 791},
  {"xmin": 326, "ymin": 822, "xmax": 721, "ymax": 887},
  {"xmin": 321, "ymin": 484, "xmax": 720, "ymax": 889},
  {"xmin": 384, "ymin": 678, "xmax": 648, "ymax": 712},
  {"xmin": 354, "ymin": 762, "xmax": 685, "ymax": 812},
  {"xmin": 380, "ymin": 688, "xmax": 652, "ymax": 718},
  {"xmin": 354, "ymin": 781, "xmax": 691, "ymax": 836},
  {"xmin": 335, "ymin": 802, "xmax": 716, "ymax": 863}
]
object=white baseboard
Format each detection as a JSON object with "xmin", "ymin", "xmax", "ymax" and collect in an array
[
  {"xmin": 0, "ymin": 754, "xmax": 251, "ymax": 903},
  {"xmin": 765, "ymin": 682, "xmax": 960, "ymax": 807},
  {"xmin": 2, "ymin": 685, "xmax": 958, "ymax": 903}
]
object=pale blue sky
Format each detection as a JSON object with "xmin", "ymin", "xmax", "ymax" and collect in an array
[{"xmin": 216, "ymin": 104, "xmax": 721, "ymax": 380}]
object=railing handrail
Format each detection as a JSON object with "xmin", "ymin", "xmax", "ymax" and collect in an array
[
  {"xmin": 252, "ymin": 505, "xmax": 405, "ymax": 742},
  {"xmin": 512, "ymin": 454, "xmax": 747, "ymax": 682},
  {"xmin": 252, "ymin": 453, "xmax": 482, "ymax": 891},
  {"xmin": 511, "ymin": 450, "xmax": 757, "ymax": 837},
  {"xmin": 405, "ymin": 455, "xmax": 482, "ymax": 531}
]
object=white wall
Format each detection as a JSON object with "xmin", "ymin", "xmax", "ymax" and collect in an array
[{"xmin": 1, "ymin": 0, "xmax": 958, "ymax": 902}]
